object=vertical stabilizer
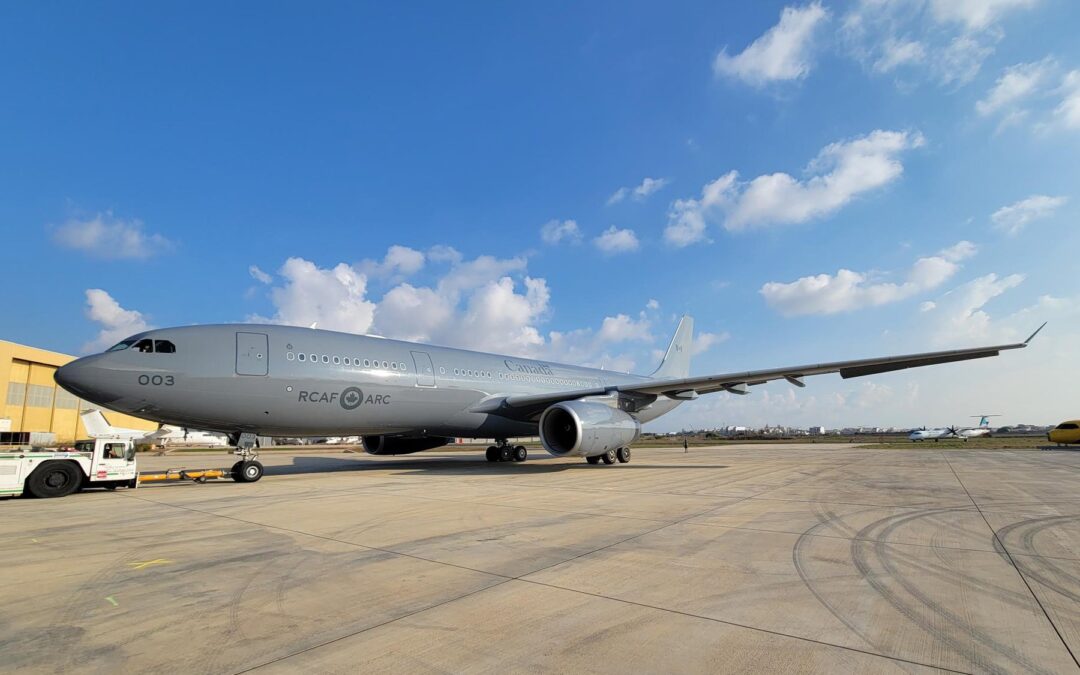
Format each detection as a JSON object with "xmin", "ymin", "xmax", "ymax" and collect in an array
[
  {"xmin": 651, "ymin": 315, "xmax": 694, "ymax": 379},
  {"xmin": 80, "ymin": 409, "xmax": 115, "ymax": 438}
]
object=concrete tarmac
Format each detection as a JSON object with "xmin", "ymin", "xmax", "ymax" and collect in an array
[{"xmin": 2, "ymin": 444, "xmax": 1079, "ymax": 673}]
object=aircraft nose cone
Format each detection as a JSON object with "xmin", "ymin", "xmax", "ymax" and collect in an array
[{"xmin": 55, "ymin": 355, "xmax": 116, "ymax": 403}]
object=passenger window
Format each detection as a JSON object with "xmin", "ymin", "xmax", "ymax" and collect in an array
[
  {"xmin": 134, "ymin": 339, "xmax": 154, "ymax": 353},
  {"xmin": 363, "ymin": 359, "xmax": 370, "ymax": 367},
  {"xmin": 154, "ymin": 340, "xmax": 176, "ymax": 354},
  {"xmin": 382, "ymin": 361, "xmax": 388, "ymax": 369},
  {"xmin": 298, "ymin": 353, "xmax": 306, "ymax": 362},
  {"xmin": 390, "ymin": 362, "xmax": 397, "ymax": 370},
  {"xmin": 310, "ymin": 354, "xmax": 317, "ymax": 363},
  {"xmin": 400, "ymin": 362, "xmax": 407, "ymax": 371},
  {"xmin": 333, "ymin": 356, "xmax": 340, "ymax": 365},
  {"xmin": 287, "ymin": 352, "xmax": 295, "ymax": 361},
  {"xmin": 342, "ymin": 357, "xmax": 350, "ymax": 366}
]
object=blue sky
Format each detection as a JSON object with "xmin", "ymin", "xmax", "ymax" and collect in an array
[{"xmin": 3, "ymin": 1, "xmax": 1079, "ymax": 430}]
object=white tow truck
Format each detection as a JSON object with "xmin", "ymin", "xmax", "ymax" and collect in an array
[
  {"xmin": 0, "ymin": 437, "xmax": 139, "ymax": 499},
  {"xmin": 0, "ymin": 437, "xmax": 264, "ymax": 499}
]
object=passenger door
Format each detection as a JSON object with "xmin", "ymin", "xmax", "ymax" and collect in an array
[
  {"xmin": 411, "ymin": 351, "xmax": 436, "ymax": 387},
  {"xmin": 236, "ymin": 332, "xmax": 269, "ymax": 376}
]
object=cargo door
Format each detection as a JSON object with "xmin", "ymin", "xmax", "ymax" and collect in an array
[
  {"xmin": 236, "ymin": 332, "xmax": 269, "ymax": 376},
  {"xmin": 411, "ymin": 351, "xmax": 436, "ymax": 387}
]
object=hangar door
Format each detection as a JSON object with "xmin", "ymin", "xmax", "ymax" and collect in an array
[{"xmin": 236, "ymin": 332, "xmax": 269, "ymax": 376}]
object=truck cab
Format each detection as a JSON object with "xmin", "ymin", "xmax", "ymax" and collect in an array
[{"xmin": 0, "ymin": 437, "xmax": 138, "ymax": 499}]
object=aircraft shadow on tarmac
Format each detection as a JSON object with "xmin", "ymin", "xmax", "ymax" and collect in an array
[{"xmin": 263, "ymin": 454, "xmax": 730, "ymax": 477}]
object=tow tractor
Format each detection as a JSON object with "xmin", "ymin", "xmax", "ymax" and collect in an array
[{"xmin": 0, "ymin": 437, "xmax": 264, "ymax": 499}]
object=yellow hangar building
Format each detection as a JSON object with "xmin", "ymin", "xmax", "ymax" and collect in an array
[{"xmin": 1, "ymin": 339, "xmax": 157, "ymax": 444}]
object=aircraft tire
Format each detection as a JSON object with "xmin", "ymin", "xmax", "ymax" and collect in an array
[
  {"xmin": 617, "ymin": 447, "xmax": 631, "ymax": 463},
  {"xmin": 234, "ymin": 460, "xmax": 264, "ymax": 483},
  {"xmin": 485, "ymin": 447, "xmax": 498, "ymax": 462},
  {"xmin": 602, "ymin": 449, "xmax": 617, "ymax": 465},
  {"xmin": 512, "ymin": 446, "xmax": 527, "ymax": 462},
  {"xmin": 586, "ymin": 455, "xmax": 601, "ymax": 464},
  {"xmin": 499, "ymin": 446, "xmax": 512, "ymax": 462},
  {"xmin": 26, "ymin": 461, "xmax": 82, "ymax": 499}
]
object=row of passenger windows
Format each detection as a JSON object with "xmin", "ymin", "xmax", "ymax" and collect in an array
[{"xmin": 285, "ymin": 352, "xmax": 407, "ymax": 371}]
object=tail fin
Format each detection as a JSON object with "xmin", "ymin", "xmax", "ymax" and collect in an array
[
  {"xmin": 80, "ymin": 409, "xmax": 115, "ymax": 438},
  {"xmin": 650, "ymin": 315, "xmax": 693, "ymax": 380}
]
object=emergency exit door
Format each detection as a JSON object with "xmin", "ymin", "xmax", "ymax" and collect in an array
[
  {"xmin": 411, "ymin": 351, "xmax": 435, "ymax": 387},
  {"xmin": 236, "ymin": 332, "xmax": 269, "ymax": 376}
]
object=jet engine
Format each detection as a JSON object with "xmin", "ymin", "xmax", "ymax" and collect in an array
[
  {"xmin": 362, "ymin": 435, "xmax": 451, "ymax": 455},
  {"xmin": 539, "ymin": 400, "xmax": 640, "ymax": 457}
]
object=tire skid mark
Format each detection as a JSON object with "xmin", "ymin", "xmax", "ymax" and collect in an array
[{"xmin": 850, "ymin": 508, "xmax": 1052, "ymax": 674}]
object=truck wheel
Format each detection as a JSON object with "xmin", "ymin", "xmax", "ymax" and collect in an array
[
  {"xmin": 234, "ymin": 460, "xmax": 264, "ymax": 483},
  {"xmin": 27, "ymin": 462, "xmax": 82, "ymax": 499}
]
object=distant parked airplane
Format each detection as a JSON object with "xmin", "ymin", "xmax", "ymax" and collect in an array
[
  {"xmin": 55, "ymin": 317, "xmax": 1044, "ymax": 480},
  {"xmin": 909, "ymin": 414, "xmax": 1001, "ymax": 442},
  {"xmin": 80, "ymin": 409, "xmax": 229, "ymax": 448}
]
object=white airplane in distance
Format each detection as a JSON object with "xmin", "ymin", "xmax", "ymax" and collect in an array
[
  {"xmin": 956, "ymin": 414, "xmax": 1001, "ymax": 439},
  {"xmin": 908, "ymin": 415, "xmax": 1001, "ymax": 442},
  {"xmin": 80, "ymin": 409, "xmax": 230, "ymax": 448}
]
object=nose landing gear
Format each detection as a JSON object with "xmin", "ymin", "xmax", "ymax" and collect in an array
[{"xmin": 229, "ymin": 432, "xmax": 265, "ymax": 483}]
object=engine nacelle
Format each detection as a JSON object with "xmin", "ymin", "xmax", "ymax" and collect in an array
[
  {"xmin": 362, "ymin": 435, "xmax": 450, "ymax": 455},
  {"xmin": 539, "ymin": 400, "xmax": 640, "ymax": 457}
]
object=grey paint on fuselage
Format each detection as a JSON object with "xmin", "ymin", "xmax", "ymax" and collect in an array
[{"xmin": 55, "ymin": 324, "xmax": 681, "ymax": 438}]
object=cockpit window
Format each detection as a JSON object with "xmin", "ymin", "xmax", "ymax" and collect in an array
[
  {"xmin": 106, "ymin": 339, "xmax": 136, "ymax": 352},
  {"xmin": 1057, "ymin": 423, "xmax": 1079, "ymax": 430},
  {"xmin": 134, "ymin": 339, "xmax": 154, "ymax": 353},
  {"xmin": 154, "ymin": 340, "xmax": 176, "ymax": 354}
]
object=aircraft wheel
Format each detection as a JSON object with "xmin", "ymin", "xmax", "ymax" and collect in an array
[
  {"xmin": 617, "ymin": 447, "xmax": 631, "ymax": 463},
  {"xmin": 512, "ymin": 446, "xmax": 527, "ymax": 462},
  {"xmin": 586, "ymin": 455, "xmax": 601, "ymax": 464},
  {"xmin": 602, "ymin": 449, "xmax": 617, "ymax": 465},
  {"xmin": 26, "ymin": 462, "xmax": 82, "ymax": 499},
  {"xmin": 234, "ymin": 460, "xmax": 264, "ymax": 483},
  {"xmin": 499, "ymin": 446, "xmax": 512, "ymax": 462},
  {"xmin": 485, "ymin": 447, "xmax": 498, "ymax": 462}
]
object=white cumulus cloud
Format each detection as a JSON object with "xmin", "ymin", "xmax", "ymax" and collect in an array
[
  {"xmin": 358, "ymin": 245, "xmax": 426, "ymax": 278},
  {"xmin": 540, "ymin": 219, "xmax": 583, "ymax": 245},
  {"xmin": 594, "ymin": 226, "xmax": 640, "ymax": 254},
  {"xmin": 760, "ymin": 241, "xmax": 976, "ymax": 316},
  {"xmin": 608, "ymin": 177, "xmax": 671, "ymax": 205},
  {"xmin": 82, "ymin": 289, "xmax": 152, "ymax": 353},
  {"xmin": 714, "ymin": 2, "xmax": 829, "ymax": 87},
  {"xmin": 665, "ymin": 130, "xmax": 923, "ymax": 245},
  {"xmin": 52, "ymin": 212, "xmax": 173, "ymax": 259},
  {"xmin": 249, "ymin": 265, "xmax": 272, "ymax": 284},
  {"xmin": 991, "ymin": 194, "xmax": 1068, "ymax": 235},
  {"xmin": 928, "ymin": 0, "xmax": 1039, "ymax": 31}
]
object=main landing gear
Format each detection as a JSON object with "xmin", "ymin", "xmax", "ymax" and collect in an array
[
  {"xmin": 585, "ymin": 447, "xmax": 631, "ymax": 465},
  {"xmin": 486, "ymin": 440, "xmax": 528, "ymax": 463}
]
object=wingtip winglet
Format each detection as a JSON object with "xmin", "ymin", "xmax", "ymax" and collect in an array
[{"xmin": 1024, "ymin": 321, "xmax": 1047, "ymax": 345}]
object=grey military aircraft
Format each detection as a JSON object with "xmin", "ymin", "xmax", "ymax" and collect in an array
[{"xmin": 54, "ymin": 317, "xmax": 1044, "ymax": 481}]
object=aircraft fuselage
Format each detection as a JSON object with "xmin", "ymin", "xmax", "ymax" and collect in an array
[{"xmin": 55, "ymin": 324, "xmax": 680, "ymax": 438}]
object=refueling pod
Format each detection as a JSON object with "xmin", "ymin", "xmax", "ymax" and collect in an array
[{"xmin": 539, "ymin": 400, "xmax": 640, "ymax": 457}]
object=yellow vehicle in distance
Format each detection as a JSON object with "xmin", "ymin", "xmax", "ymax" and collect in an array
[{"xmin": 1048, "ymin": 421, "xmax": 1080, "ymax": 445}]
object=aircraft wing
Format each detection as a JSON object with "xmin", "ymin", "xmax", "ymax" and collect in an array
[{"xmin": 471, "ymin": 327, "xmax": 1043, "ymax": 422}]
